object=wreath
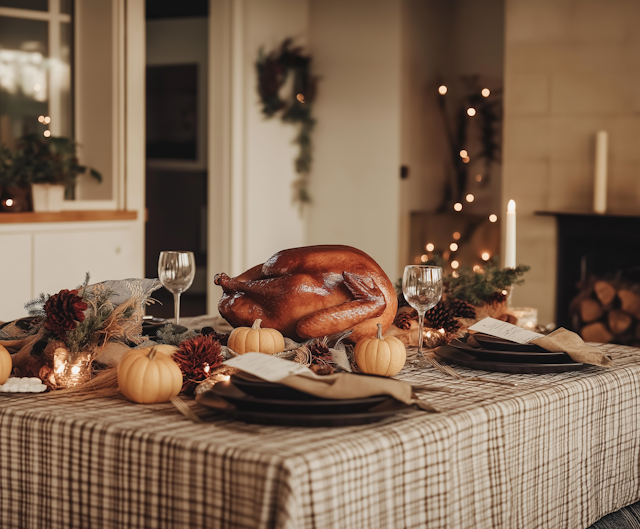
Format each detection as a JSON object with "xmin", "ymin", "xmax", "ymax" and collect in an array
[{"xmin": 256, "ymin": 39, "xmax": 317, "ymax": 205}]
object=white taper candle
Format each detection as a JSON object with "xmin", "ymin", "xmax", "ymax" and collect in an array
[
  {"xmin": 504, "ymin": 199, "xmax": 516, "ymax": 269},
  {"xmin": 594, "ymin": 131, "xmax": 608, "ymax": 214}
]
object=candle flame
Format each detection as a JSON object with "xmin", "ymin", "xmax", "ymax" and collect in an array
[{"xmin": 507, "ymin": 199, "xmax": 516, "ymax": 212}]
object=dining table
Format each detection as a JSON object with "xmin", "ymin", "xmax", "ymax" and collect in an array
[{"xmin": 0, "ymin": 328, "xmax": 639, "ymax": 528}]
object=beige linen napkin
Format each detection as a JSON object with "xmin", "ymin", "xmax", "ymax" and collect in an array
[
  {"xmin": 281, "ymin": 372, "xmax": 413, "ymax": 404},
  {"xmin": 532, "ymin": 328, "xmax": 613, "ymax": 367}
]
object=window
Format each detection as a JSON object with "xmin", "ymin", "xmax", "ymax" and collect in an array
[{"xmin": 0, "ymin": 0, "xmax": 73, "ymax": 146}]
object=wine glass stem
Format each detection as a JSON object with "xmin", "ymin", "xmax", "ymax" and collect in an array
[
  {"xmin": 174, "ymin": 292, "xmax": 181, "ymax": 326},
  {"xmin": 418, "ymin": 311, "xmax": 425, "ymax": 356}
]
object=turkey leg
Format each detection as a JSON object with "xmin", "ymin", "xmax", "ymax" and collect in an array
[{"xmin": 296, "ymin": 272, "xmax": 387, "ymax": 339}]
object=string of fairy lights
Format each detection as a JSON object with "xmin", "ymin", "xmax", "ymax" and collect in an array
[{"xmin": 419, "ymin": 84, "xmax": 501, "ymax": 277}]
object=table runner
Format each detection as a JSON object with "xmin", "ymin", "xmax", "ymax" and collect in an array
[{"xmin": 1, "ymin": 343, "xmax": 639, "ymax": 529}]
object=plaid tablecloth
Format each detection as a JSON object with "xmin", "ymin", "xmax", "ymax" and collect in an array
[{"xmin": 1, "ymin": 343, "xmax": 639, "ymax": 529}]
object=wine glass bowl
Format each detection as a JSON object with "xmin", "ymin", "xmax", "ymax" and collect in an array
[
  {"xmin": 158, "ymin": 251, "xmax": 196, "ymax": 325},
  {"xmin": 402, "ymin": 265, "xmax": 443, "ymax": 356}
]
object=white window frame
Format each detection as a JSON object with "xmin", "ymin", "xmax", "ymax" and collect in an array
[{"xmin": 0, "ymin": 0, "xmax": 130, "ymax": 211}]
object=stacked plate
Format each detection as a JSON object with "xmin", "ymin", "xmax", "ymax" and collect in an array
[
  {"xmin": 435, "ymin": 333, "xmax": 588, "ymax": 374},
  {"xmin": 195, "ymin": 374, "xmax": 411, "ymax": 427}
]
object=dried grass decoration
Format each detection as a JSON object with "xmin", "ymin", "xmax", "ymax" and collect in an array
[
  {"xmin": 173, "ymin": 335, "xmax": 224, "ymax": 395},
  {"xmin": 25, "ymin": 274, "xmax": 147, "ymax": 389}
]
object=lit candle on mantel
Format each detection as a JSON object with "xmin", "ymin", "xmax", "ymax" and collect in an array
[
  {"xmin": 504, "ymin": 199, "xmax": 516, "ymax": 269},
  {"xmin": 594, "ymin": 130, "xmax": 608, "ymax": 214}
]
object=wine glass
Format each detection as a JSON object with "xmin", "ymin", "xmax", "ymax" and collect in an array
[
  {"xmin": 158, "ymin": 251, "xmax": 196, "ymax": 326},
  {"xmin": 402, "ymin": 265, "xmax": 443, "ymax": 358}
]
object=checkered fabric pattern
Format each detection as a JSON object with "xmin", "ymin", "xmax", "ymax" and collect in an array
[{"xmin": 1, "ymin": 343, "xmax": 639, "ymax": 529}]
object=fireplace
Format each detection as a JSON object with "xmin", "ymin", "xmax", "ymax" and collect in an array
[{"xmin": 537, "ymin": 211, "xmax": 640, "ymax": 332}]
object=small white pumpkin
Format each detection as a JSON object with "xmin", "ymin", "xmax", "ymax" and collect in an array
[
  {"xmin": 354, "ymin": 323, "xmax": 406, "ymax": 377},
  {"xmin": 0, "ymin": 345, "xmax": 12, "ymax": 385},
  {"xmin": 228, "ymin": 319, "xmax": 285, "ymax": 355},
  {"xmin": 117, "ymin": 345, "xmax": 183, "ymax": 403}
]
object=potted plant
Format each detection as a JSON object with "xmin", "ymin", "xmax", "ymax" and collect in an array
[
  {"xmin": 0, "ymin": 144, "xmax": 31, "ymax": 212},
  {"xmin": 6, "ymin": 134, "xmax": 102, "ymax": 212}
]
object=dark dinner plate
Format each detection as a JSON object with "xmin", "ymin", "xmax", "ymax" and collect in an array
[
  {"xmin": 471, "ymin": 333, "xmax": 547, "ymax": 352},
  {"xmin": 435, "ymin": 345, "xmax": 588, "ymax": 374},
  {"xmin": 230, "ymin": 374, "xmax": 321, "ymax": 400},
  {"xmin": 209, "ymin": 379, "xmax": 390, "ymax": 414},
  {"xmin": 195, "ymin": 390, "xmax": 411, "ymax": 427},
  {"xmin": 450, "ymin": 339, "xmax": 572, "ymax": 364}
]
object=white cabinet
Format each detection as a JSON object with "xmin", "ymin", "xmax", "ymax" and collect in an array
[
  {"xmin": 0, "ymin": 234, "xmax": 33, "ymax": 322},
  {"xmin": 33, "ymin": 227, "xmax": 137, "ymax": 296},
  {"xmin": 0, "ymin": 220, "xmax": 142, "ymax": 322}
]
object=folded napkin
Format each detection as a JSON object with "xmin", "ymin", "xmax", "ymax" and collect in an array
[
  {"xmin": 532, "ymin": 328, "xmax": 613, "ymax": 367},
  {"xmin": 278, "ymin": 372, "xmax": 413, "ymax": 405},
  {"xmin": 224, "ymin": 353, "xmax": 414, "ymax": 404}
]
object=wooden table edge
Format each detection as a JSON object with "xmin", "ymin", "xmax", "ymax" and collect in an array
[{"xmin": 0, "ymin": 210, "xmax": 138, "ymax": 224}]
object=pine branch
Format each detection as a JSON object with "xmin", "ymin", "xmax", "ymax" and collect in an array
[
  {"xmin": 24, "ymin": 293, "xmax": 49, "ymax": 317},
  {"xmin": 156, "ymin": 325, "xmax": 198, "ymax": 346}
]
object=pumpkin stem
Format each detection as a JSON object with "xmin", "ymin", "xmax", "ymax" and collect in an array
[
  {"xmin": 148, "ymin": 346, "xmax": 157, "ymax": 360},
  {"xmin": 251, "ymin": 319, "xmax": 263, "ymax": 330},
  {"xmin": 376, "ymin": 323, "xmax": 383, "ymax": 340}
]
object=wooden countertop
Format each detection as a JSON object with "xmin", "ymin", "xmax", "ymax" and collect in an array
[{"xmin": 0, "ymin": 210, "xmax": 138, "ymax": 224}]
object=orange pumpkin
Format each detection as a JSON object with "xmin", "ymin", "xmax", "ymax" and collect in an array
[
  {"xmin": 354, "ymin": 323, "xmax": 406, "ymax": 377},
  {"xmin": 117, "ymin": 345, "xmax": 183, "ymax": 403},
  {"xmin": 228, "ymin": 319, "xmax": 285, "ymax": 355},
  {"xmin": 0, "ymin": 345, "xmax": 11, "ymax": 384}
]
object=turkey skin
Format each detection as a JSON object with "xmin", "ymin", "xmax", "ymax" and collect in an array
[{"xmin": 214, "ymin": 245, "xmax": 398, "ymax": 342}]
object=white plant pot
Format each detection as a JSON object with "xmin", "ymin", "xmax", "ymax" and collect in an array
[{"xmin": 31, "ymin": 184, "xmax": 65, "ymax": 212}]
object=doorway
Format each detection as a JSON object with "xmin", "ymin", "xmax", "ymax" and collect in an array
[{"xmin": 144, "ymin": 0, "xmax": 209, "ymax": 318}]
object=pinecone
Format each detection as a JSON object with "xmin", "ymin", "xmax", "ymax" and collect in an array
[
  {"xmin": 201, "ymin": 327, "xmax": 229, "ymax": 346},
  {"xmin": 448, "ymin": 299, "xmax": 476, "ymax": 319},
  {"xmin": 394, "ymin": 311, "xmax": 415, "ymax": 330},
  {"xmin": 397, "ymin": 293, "xmax": 410, "ymax": 310},
  {"xmin": 173, "ymin": 335, "xmax": 223, "ymax": 394},
  {"xmin": 43, "ymin": 289, "xmax": 88, "ymax": 338},
  {"xmin": 425, "ymin": 301, "xmax": 461, "ymax": 333},
  {"xmin": 310, "ymin": 364, "xmax": 334, "ymax": 376},
  {"xmin": 307, "ymin": 338, "xmax": 332, "ymax": 365},
  {"xmin": 487, "ymin": 290, "xmax": 507, "ymax": 305}
]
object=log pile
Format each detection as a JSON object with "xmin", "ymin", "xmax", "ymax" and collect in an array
[{"xmin": 571, "ymin": 279, "xmax": 640, "ymax": 346}]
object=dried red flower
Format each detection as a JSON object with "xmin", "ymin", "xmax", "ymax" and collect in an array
[
  {"xmin": 43, "ymin": 289, "xmax": 88, "ymax": 338},
  {"xmin": 173, "ymin": 335, "xmax": 223, "ymax": 394}
]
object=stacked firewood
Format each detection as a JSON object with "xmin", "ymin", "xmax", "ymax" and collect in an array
[{"xmin": 571, "ymin": 279, "xmax": 640, "ymax": 346}]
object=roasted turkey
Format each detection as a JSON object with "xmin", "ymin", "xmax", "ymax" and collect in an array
[{"xmin": 214, "ymin": 245, "xmax": 397, "ymax": 342}]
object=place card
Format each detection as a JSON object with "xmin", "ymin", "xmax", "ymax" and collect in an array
[
  {"xmin": 223, "ymin": 352, "xmax": 317, "ymax": 382},
  {"xmin": 468, "ymin": 317, "xmax": 544, "ymax": 344}
]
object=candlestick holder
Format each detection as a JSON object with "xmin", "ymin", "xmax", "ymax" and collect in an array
[
  {"xmin": 509, "ymin": 307, "xmax": 538, "ymax": 330},
  {"xmin": 51, "ymin": 345, "xmax": 92, "ymax": 388}
]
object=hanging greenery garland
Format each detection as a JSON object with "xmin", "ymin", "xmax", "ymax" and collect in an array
[{"xmin": 256, "ymin": 38, "xmax": 317, "ymax": 205}]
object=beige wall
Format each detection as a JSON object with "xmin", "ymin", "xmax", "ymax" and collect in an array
[
  {"xmin": 399, "ymin": 0, "xmax": 450, "ymax": 273},
  {"xmin": 399, "ymin": 0, "xmax": 504, "ymax": 271},
  {"xmin": 307, "ymin": 0, "xmax": 402, "ymax": 280},
  {"xmin": 503, "ymin": 0, "xmax": 640, "ymax": 324},
  {"xmin": 243, "ymin": 0, "xmax": 309, "ymax": 269}
]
